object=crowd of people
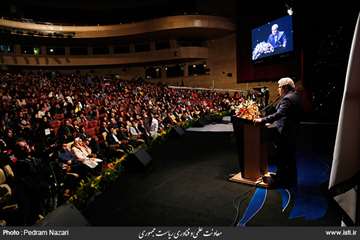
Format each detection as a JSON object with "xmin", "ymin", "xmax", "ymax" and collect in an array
[{"xmin": 0, "ymin": 71, "xmax": 253, "ymax": 225}]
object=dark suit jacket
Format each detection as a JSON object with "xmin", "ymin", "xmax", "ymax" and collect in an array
[
  {"xmin": 267, "ymin": 31, "xmax": 287, "ymax": 49},
  {"xmin": 107, "ymin": 133, "xmax": 120, "ymax": 145},
  {"xmin": 261, "ymin": 90, "xmax": 302, "ymax": 138}
]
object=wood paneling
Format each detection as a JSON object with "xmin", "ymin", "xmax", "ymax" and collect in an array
[
  {"xmin": 0, "ymin": 15, "xmax": 235, "ymax": 38},
  {"xmin": 0, "ymin": 47, "xmax": 208, "ymax": 66}
]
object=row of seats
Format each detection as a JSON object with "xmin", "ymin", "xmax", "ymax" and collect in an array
[{"xmin": 48, "ymin": 119, "xmax": 99, "ymax": 138}]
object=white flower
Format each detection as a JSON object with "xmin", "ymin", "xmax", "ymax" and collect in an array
[
  {"xmin": 252, "ymin": 42, "xmax": 274, "ymax": 60},
  {"xmin": 234, "ymin": 100, "xmax": 261, "ymax": 120}
]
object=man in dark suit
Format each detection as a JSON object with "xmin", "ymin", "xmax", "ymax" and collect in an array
[
  {"xmin": 13, "ymin": 139, "xmax": 48, "ymax": 224},
  {"xmin": 254, "ymin": 77, "xmax": 302, "ymax": 188},
  {"xmin": 105, "ymin": 127, "xmax": 126, "ymax": 158},
  {"xmin": 267, "ymin": 24, "xmax": 287, "ymax": 50}
]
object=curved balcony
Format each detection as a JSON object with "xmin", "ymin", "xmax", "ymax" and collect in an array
[
  {"xmin": 0, "ymin": 15, "xmax": 235, "ymax": 39},
  {"xmin": 0, "ymin": 47, "xmax": 208, "ymax": 66}
]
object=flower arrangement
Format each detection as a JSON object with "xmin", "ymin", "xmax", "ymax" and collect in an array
[
  {"xmin": 232, "ymin": 100, "xmax": 261, "ymax": 121},
  {"xmin": 69, "ymin": 155, "xmax": 126, "ymax": 209},
  {"xmin": 252, "ymin": 41, "xmax": 274, "ymax": 60}
]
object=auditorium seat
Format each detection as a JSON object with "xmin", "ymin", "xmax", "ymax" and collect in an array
[
  {"xmin": 87, "ymin": 120, "xmax": 99, "ymax": 128},
  {"xmin": 49, "ymin": 120, "xmax": 62, "ymax": 129},
  {"xmin": 85, "ymin": 127, "xmax": 97, "ymax": 138},
  {"xmin": 49, "ymin": 120, "xmax": 62, "ymax": 134},
  {"xmin": 54, "ymin": 113, "xmax": 65, "ymax": 120}
]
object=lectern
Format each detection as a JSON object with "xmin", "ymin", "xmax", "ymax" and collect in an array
[{"xmin": 229, "ymin": 116, "xmax": 271, "ymax": 187}]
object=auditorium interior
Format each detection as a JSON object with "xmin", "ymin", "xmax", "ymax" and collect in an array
[{"xmin": 0, "ymin": 0, "xmax": 359, "ymax": 227}]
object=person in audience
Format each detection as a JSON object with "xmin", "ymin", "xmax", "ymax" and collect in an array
[
  {"xmin": 58, "ymin": 143, "xmax": 81, "ymax": 193},
  {"xmin": 59, "ymin": 143, "xmax": 75, "ymax": 168},
  {"xmin": 71, "ymin": 137, "xmax": 102, "ymax": 169},
  {"xmin": 137, "ymin": 119, "xmax": 150, "ymax": 142},
  {"xmin": 127, "ymin": 121, "xmax": 145, "ymax": 147},
  {"xmin": 57, "ymin": 119, "xmax": 75, "ymax": 143},
  {"xmin": 105, "ymin": 127, "xmax": 126, "ymax": 158},
  {"xmin": 150, "ymin": 114, "xmax": 159, "ymax": 139},
  {"xmin": 3, "ymin": 128, "xmax": 16, "ymax": 151},
  {"xmin": 13, "ymin": 139, "xmax": 47, "ymax": 225},
  {"xmin": 99, "ymin": 121, "xmax": 110, "ymax": 136}
]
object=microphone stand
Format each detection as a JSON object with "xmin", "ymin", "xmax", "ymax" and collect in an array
[{"xmin": 261, "ymin": 96, "xmax": 281, "ymax": 116}]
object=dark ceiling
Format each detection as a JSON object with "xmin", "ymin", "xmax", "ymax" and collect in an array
[
  {"xmin": 1, "ymin": 0, "xmax": 357, "ymax": 27},
  {"xmin": 1, "ymin": 0, "xmax": 238, "ymax": 25}
]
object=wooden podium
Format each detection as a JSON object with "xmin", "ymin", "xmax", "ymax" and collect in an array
[{"xmin": 229, "ymin": 116, "xmax": 272, "ymax": 188}]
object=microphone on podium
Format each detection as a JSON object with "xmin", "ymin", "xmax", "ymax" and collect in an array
[{"xmin": 261, "ymin": 96, "xmax": 281, "ymax": 115}]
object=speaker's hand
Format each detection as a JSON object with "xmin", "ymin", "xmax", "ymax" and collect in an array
[{"xmin": 253, "ymin": 118, "xmax": 262, "ymax": 123}]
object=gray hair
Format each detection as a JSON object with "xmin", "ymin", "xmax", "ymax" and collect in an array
[
  {"xmin": 278, "ymin": 77, "xmax": 295, "ymax": 89},
  {"xmin": 271, "ymin": 24, "xmax": 279, "ymax": 31}
]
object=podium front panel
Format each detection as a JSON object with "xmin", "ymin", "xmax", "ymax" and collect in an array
[
  {"xmin": 243, "ymin": 124, "xmax": 261, "ymax": 180},
  {"xmin": 231, "ymin": 116, "xmax": 269, "ymax": 183}
]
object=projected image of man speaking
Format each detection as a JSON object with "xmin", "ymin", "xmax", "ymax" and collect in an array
[
  {"xmin": 251, "ymin": 15, "xmax": 293, "ymax": 61},
  {"xmin": 267, "ymin": 24, "xmax": 287, "ymax": 50}
]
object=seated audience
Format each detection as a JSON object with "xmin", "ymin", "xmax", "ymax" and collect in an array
[{"xmin": 0, "ymin": 71, "xmax": 247, "ymax": 225}]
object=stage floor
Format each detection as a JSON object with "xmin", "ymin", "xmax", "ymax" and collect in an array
[{"xmin": 83, "ymin": 122, "xmax": 341, "ymax": 226}]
